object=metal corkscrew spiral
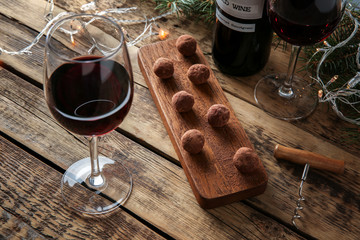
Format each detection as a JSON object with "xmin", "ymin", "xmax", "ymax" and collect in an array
[
  {"xmin": 274, "ymin": 144, "xmax": 345, "ymax": 228},
  {"xmin": 291, "ymin": 163, "xmax": 310, "ymax": 229}
]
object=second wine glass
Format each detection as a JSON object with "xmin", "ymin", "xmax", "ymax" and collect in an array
[{"xmin": 254, "ymin": 0, "xmax": 346, "ymax": 120}]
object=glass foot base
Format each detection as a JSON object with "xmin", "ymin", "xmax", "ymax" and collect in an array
[
  {"xmin": 61, "ymin": 156, "xmax": 132, "ymax": 215},
  {"xmin": 254, "ymin": 74, "xmax": 318, "ymax": 121}
]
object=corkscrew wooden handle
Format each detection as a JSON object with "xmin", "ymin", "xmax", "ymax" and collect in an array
[{"xmin": 274, "ymin": 144, "xmax": 345, "ymax": 174}]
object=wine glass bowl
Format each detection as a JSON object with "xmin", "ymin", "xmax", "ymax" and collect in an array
[
  {"xmin": 44, "ymin": 14, "xmax": 133, "ymax": 215},
  {"xmin": 268, "ymin": 0, "xmax": 343, "ymax": 46},
  {"xmin": 254, "ymin": 0, "xmax": 346, "ymax": 120}
]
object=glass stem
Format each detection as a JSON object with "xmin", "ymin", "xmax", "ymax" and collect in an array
[
  {"xmin": 279, "ymin": 45, "xmax": 302, "ymax": 98},
  {"xmin": 88, "ymin": 136, "xmax": 105, "ymax": 187}
]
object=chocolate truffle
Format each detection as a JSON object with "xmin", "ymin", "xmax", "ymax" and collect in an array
[
  {"xmin": 176, "ymin": 35, "xmax": 197, "ymax": 56},
  {"xmin": 187, "ymin": 64, "xmax": 210, "ymax": 85},
  {"xmin": 207, "ymin": 104, "xmax": 230, "ymax": 127},
  {"xmin": 172, "ymin": 91, "xmax": 195, "ymax": 112},
  {"xmin": 181, "ymin": 129, "xmax": 205, "ymax": 154},
  {"xmin": 153, "ymin": 57, "xmax": 174, "ymax": 79},
  {"xmin": 233, "ymin": 147, "xmax": 260, "ymax": 173}
]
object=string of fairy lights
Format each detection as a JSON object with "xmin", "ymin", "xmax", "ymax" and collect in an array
[
  {"xmin": 314, "ymin": 8, "xmax": 360, "ymax": 125},
  {"xmin": 1, "ymin": 0, "xmax": 359, "ymax": 124},
  {"xmin": 0, "ymin": 0, "xmax": 172, "ymax": 55}
]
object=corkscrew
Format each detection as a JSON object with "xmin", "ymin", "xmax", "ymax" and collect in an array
[{"xmin": 274, "ymin": 144, "xmax": 345, "ymax": 228}]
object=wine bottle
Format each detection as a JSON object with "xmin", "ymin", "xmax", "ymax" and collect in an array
[{"xmin": 212, "ymin": 0, "xmax": 273, "ymax": 76}]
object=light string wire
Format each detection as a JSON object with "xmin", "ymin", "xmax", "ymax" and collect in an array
[
  {"xmin": 311, "ymin": 5, "xmax": 360, "ymax": 125},
  {"xmin": 0, "ymin": 1, "xmax": 175, "ymax": 56}
]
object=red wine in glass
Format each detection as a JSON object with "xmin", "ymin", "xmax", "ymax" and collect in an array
[
  {"xmin": 254, "ymin": 0, "xmax": 346, "ymax": 120},
  {"xmin": 47, "ymin": 56, "xmax": 133, "ymax": 136},
  {"xmin": 268, "ymin": 0, "xmax": 343, "ymax": 46},
  {"xmin": 44, "ymin": 13, "xmax": 135, "ymax": 215}
]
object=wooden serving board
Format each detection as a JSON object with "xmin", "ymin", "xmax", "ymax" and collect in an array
[{"xmin": 138, "ymin": 38, "xmax": 268, "ymax": 208}]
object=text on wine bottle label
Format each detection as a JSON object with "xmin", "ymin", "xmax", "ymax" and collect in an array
[
  {"xmin": 216, "ymin": 0, "xmax": 265, "ymax": 20},
  {"xmin": 216, "ymin": 9, "xmax": 256, "ymax": 32}
]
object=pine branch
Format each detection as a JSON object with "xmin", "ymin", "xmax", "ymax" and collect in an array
[{"xmin": 153, "ymin": 0, "xmax": 215, "ymax": 24}]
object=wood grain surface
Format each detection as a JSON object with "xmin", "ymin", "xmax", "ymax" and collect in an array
[
  {"xmin": 0, "ymin": 0, "xmax": 359, "ymax": 239},
  {"xmin": 138, "ymin": 39, "xmax": 268, "ymax": 208},
  {"xmin": 0, "ymin": 66, "xmax": 303, "ymax": 239},
  {"xmin": 0, "ymin": 136, "xmax": 165, "ymax": 240}
]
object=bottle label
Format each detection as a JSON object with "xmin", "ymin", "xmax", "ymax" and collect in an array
[
  {"xmin": 216, "ymin": 9, "xmax": 255, "ymax": 32},
  {"xmin": 216, "ymin": 0, "xmax": 265, "ymax": 20}
]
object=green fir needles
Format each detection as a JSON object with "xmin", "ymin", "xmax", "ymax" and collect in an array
[{"xmin": 153, "ymin": 0, "xmax": 216, "ymax": 24}]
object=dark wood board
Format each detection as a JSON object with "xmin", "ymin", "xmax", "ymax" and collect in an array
[{"xmin": 138, "ymin": 38, "xmax": 268, "ymax": 208}]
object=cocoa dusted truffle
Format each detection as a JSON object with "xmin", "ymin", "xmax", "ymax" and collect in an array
[
  {"xmin": 233, "ymin": 147, "xmax": 260, "ymax": 173},
  {"xmin": 181, "ymin": 129, "xmax": 205, "ymax": 154},
  {"xmin": 207, "ymin": 104, "xmax": 230, "ymax": 127},
  {"xmin": 176, "ymin": 35, "xmax": 197, "ymax": 56},
  {"xmin": 172, "ymin": 91, "xmax": 195, "ymax": 112},
  {"xmin": 187, "ymin": 64, "xmax": 210, "ymax": 85},
  {"xmin": 153, "ymin": 57, "xmax": 174, "ymax": 79}
]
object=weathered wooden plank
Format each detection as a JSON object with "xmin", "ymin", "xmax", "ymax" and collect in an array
[
  {"xmin": 0, "ymin": 208, "xmax": 47, "ymax": 239},
  {"xmin": 0, "ymin": 0, "xmax": 359, "ymax": 239},
  {"xmin": 0, "ymin": 68, "xmax": 303, "ymax": 239},
  {"xmin": 0, "ymin": 136, "xmax": 165, "ymax": 240}
]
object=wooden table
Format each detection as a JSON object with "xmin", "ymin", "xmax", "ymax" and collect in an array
[{"xmin": 0, "ymin": 0, "xmax": 359, "ymax": 239}]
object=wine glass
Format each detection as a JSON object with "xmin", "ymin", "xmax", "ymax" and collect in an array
[
  {"xmin": 254, "ymin": 0, "xmax": 347, "ymax": 120},
  {"xmin": 44, "ymin": 14, "xmax": 134, "ymax": 215}
]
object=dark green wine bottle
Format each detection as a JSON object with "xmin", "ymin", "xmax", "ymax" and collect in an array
[{"xmin": 212, "ymin": 0, "xmax": 273, "ymax": 76}]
